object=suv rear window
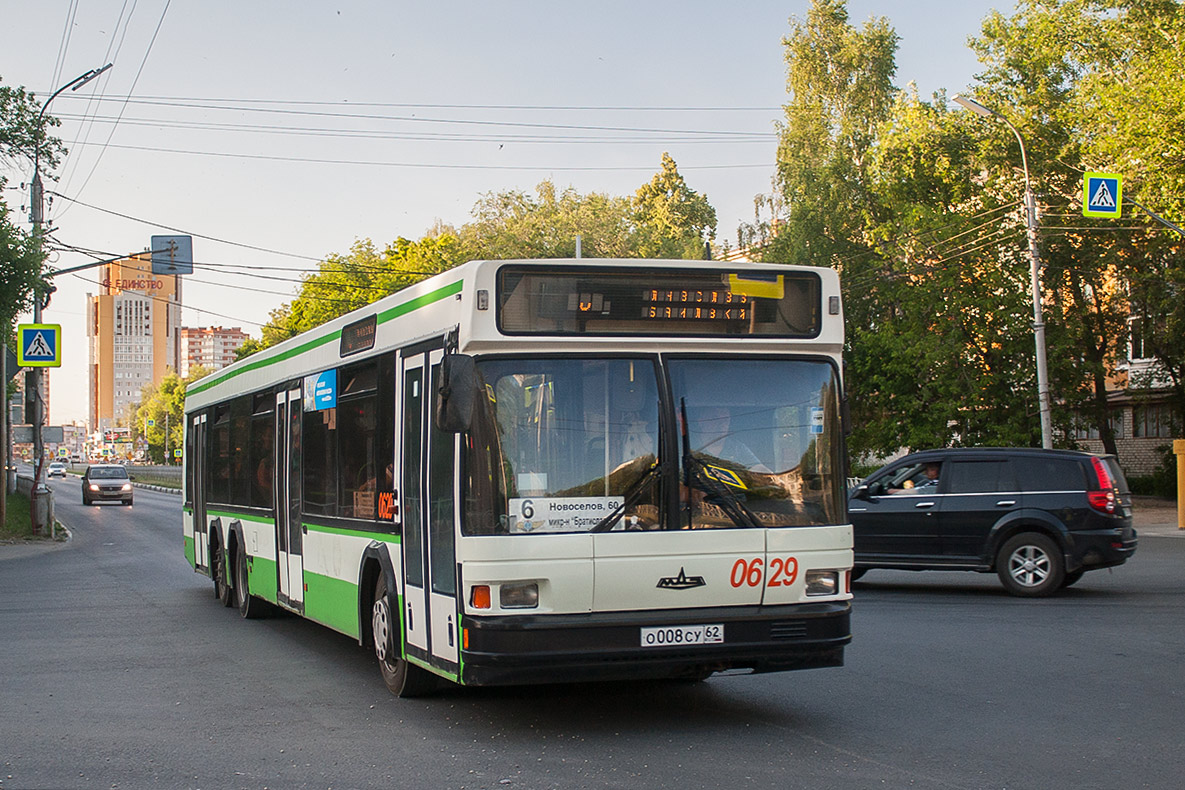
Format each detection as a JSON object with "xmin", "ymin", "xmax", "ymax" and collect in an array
[{"xmin": 1014, "ymin": 457, "xmax": 1084, "ymax": 492}]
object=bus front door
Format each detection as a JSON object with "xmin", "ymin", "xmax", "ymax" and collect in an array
[
  {"xmin": 275, "ymin": 387, "xmax": 304, "ymax": 610},
  {"xmin": 400, "ymin": 348, "xmax": 459, "ymax": 673}
]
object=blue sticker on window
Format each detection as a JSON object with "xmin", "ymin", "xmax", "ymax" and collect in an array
[{"xmin": 303, "ymin": 370, "xmax": 337, "ymax": 411}]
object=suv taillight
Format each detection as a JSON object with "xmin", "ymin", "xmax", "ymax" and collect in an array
[{"xmin": 1088, "ymin": 457, "xmax": 1116, "ymax": 514}]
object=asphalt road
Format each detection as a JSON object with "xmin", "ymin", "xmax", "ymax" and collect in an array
[{"xmin": 2, "ymin": 476, "xmax": 1183, "ymax": 790}]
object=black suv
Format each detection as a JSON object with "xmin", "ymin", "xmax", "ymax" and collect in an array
[{"xmin": 849, "ymin": 448, "xmax": 1137, "ymax": 596}]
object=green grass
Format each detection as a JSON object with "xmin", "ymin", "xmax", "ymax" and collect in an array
[{"xmin": 1, "ymin": 490, "xmax": 34, "ymax": 541}]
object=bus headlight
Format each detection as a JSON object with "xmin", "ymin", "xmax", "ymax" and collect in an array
[
  {"xmin": 805, "ymin": 570, "xmax": 839, "ymax": 596},
  {"xmin": 499, "ymin": 582, "xmax": 539, "ymax": 609}
]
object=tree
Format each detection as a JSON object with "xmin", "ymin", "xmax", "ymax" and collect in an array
[
  {"xmin": 1, "ymin": 76, "xmax": 66, "ymax": 172},
  {"xmin": 764, "ymin": 1, "xmax": 1047, "ymax": 456},
  {"xmin": 761, "ymin": 0, "xmax": 897, "ymax": 269},
  {"xmin": 971, "ymin": 0, "xmax": 1185, "ymax": 449},
  {"xmin": 0, "ymin": 200, "xmax": 41, "ymax": 336},
  {"xmin": 134, "ymin": 366, "xmax": 211, "ymax": 464},
  {"xmin": 1, "ymin": 75, "xmax": 64, "ymax": 340},
  {"xmin": 631, "ymin": 152, "xmax": 717, "ymax": 259},
  {"xmin": 241, "ymin": 235, "xmax": 464, "ymax": 356},
  {"xmin": 456, "ymin": 180, "xmax": 636, "ymax": 260}
]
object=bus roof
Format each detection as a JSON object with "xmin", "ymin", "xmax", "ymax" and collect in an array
[{"xmin": 184, "ymin": 258, "xmax": 841, "ymax": 411}]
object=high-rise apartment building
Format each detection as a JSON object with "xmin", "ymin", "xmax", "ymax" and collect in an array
[
  {"xmin": 86, "ymin": 254, "xmax": 181, "ymax": 432},
  {"xmin": 180, "ymin": 326, "xmax": 248, "ymax": 378}
]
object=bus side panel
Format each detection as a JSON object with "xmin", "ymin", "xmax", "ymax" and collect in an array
[
  {"xmin": 236, "ymin": 512, "xmax": 280, "ymax": 605},
  {"xmin": 183, "ymin": 507, "xmax": 195, "ymax": 569},
  {"xmin": 762, "ymin": 525, "xmax": 853, "ymax": 606},
  {"xmin": 591, "ymin": 530, "xmax": 766, "ymax": 612},
  {"xmin": 303, "ymin": 526, "xmax": 401, "ymax": 639}
]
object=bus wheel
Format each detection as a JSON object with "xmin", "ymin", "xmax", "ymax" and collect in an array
[
  {"xmin": 372, "ymin": 575, "xmax": 436, "ymax": 698},
  {"xmin": 234, "ymin": 542, "xmax": 267, "ymax": 619},
  {"xmin": 213, "ymin": 544, "xmax": 232, "ymax": 607}
]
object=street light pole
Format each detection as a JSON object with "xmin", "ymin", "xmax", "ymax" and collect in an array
[
  {"xmin": 953, "ymin": 94, "xmax": 1054, "ymax": 450},
  {"xmin": 27, "ymin": 64, "xmax": 112, "ymax": 533}
]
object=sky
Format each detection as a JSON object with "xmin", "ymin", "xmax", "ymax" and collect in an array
[{"xmin": 2, "ymin": 0, "xmax": 1007, "ymax": 426}]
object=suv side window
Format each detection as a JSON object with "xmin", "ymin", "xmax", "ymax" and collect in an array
[
  {"xmin": 1014, "ymin": 457, "xmax": 1084, "ymax": 492},
  {"xmin": 945, "ymin": 460, "xmax": 1013, "ymax": 494}
]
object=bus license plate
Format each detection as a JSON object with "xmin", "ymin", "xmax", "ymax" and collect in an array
[{"xmin": 640, "ymin": 624, "xmax": 724, "ymax": 647}]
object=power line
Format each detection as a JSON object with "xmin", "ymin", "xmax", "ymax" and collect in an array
[
  {"xmin": 49, "ymin": 93, "xmax": 782, "ymax": 112},
  {"xmin": 47, "ymin": 190, "xmax": 324, "ymax": 261},
  {"xmin": 62, "ymin": 140, "xmax": 773, "ymax": 171},
  {"xmin": 60, "ymin": 0, "xmax": 172, "ymax": 218},
  {"xmin": 52, "ymin": 112, "xmax": 775, "ymax": 144},
  {"xmin": 50, "ymin": 94, "xmax": 779, "ymax": 135}
]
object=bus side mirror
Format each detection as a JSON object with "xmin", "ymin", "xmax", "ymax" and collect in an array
[{"xmin": 435, "ymin": 354, "xmax": 476, "ymax": 433}]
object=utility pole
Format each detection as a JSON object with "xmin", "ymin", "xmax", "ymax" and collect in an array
[
  {"xmin": 27, "ymin": 64, "xmax": 112, "ymax": 534},
  {"xmin": 953, "ymin": 94, "xmax": 1054, "ymax": 449}
]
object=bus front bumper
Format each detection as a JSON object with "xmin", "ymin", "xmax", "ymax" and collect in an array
[{"xmin": 459, "ymin": 602, "xmax": 851, "ymax": 686}]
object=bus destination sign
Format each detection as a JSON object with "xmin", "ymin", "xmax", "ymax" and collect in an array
[
  {"xmin": 340, "ymin": 314, "xmax": 377, "ymax": 357},
  {"xmin": 498, "ymin": 266, "xmax": 821, "ymax": 338}
]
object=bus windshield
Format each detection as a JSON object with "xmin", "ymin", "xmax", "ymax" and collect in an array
[
  {"xmin": 668, "ymin": 357, "xmax": 844, "ymax": 529},
  {"xmin": 466, "ymin": 358, "xmax": 662, "ymax": 534},
  {"xmin": 463, "ymin": 356, "xmax": 844, "ymax": 534}
]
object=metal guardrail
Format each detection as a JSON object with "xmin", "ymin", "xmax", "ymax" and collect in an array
[{"xmin": 65, "ymin": 463, "xmax": 183, "ymax": 489}]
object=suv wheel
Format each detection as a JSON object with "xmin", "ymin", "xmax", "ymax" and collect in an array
[{"xmin": 997, "ymin": 533, "xmax": 1064, "ymax": 597}]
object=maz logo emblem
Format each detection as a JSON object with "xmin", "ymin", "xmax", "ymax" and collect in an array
[{"xmin": 656, "ymin": 567, "xmax": 706, "ymax": 590}]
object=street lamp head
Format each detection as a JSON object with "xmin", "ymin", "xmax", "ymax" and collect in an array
[
  {"xmin": 952, "ymin": 93, "xmax": 996, "ymax": 118},
  {"xmin": 70, "ymin": 63, "xmax": 113, "ymax": 92}
]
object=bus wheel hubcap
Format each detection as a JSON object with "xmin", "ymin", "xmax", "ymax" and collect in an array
[{"xmin": 373, "ymin": 598, "xmax": 391, "ymax": 662}]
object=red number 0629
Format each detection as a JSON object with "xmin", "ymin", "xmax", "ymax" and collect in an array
[{"xmin": 729, "ymin": 557, "xmax": 799, "ymax": 588}]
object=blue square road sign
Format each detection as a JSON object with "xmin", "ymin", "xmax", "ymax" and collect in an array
[
  {"xmin": 1084, "ymin": 172, "xmax": 1122, "ymax": 218},
  {"xmin": 16, "ymin": 324, "xmax": 62, "ymax": 367}
]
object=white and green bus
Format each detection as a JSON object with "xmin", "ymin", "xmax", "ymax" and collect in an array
[{"xmin": 183, "ymin": 258, "xmax": 853, "ymax": 696}]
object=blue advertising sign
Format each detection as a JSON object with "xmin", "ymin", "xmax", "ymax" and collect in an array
[{"xmin": 303, "ymin": 370, "xmax": 337, "ymax": 411}]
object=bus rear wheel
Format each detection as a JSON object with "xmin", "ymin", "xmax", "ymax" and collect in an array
[
  {"xmin": 213, "ymin": 543, "xmax": 232, "ymax": 607},
  {"xmin": 372, "ymin": 574, "xmax": 436, "ymax": 698},
  {"xmin": 234, "ymin": 541, "xmax": 267, "ymax": 619}
]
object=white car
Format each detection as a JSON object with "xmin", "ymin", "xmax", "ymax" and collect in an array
[{"xmin": 47, "ymin": 462, "xmax": 68, "ymax": 478}]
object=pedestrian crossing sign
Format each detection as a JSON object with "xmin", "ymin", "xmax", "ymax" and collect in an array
[
  {"xmin": 1083, "ymin": 172, "xmax": 1122, "ymax": 218},
  {"xmin": 16, "ymin": 324, "xmax": 62, "ymax": 367}
]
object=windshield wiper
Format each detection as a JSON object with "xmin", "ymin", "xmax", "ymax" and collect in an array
[
  {"xmin": 679, "ymin": 398, "xmax": 760, "ymax": 529},
  {"xmin": 589, "ymin": 459, "xmax": 664, "ymax": 533}
]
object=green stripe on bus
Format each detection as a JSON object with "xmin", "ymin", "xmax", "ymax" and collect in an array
[
  {"xmin": 376, "ymin": 279, "xmax": 462, "ymax": 323},
  {"xmin": 304, "ymin": 522, "xmax": 401, "ymax": 543},
  {"xmin": 304, "ymin": 571, "xmax": 360, "ymax": 639},
  {"xmin": 406, "ymin": 654, "xmax": 459, "ymax": 683},
  {"xmin": 207, "ymin": 509, "xmax": 275, "ymax": 525},
  {"xmin": 186, "ymin": 280, "xmax": 463, "ymax": 397},
  {"xmin": 184, "ymin": 535, "xmax": 195, "ymax": 567}
]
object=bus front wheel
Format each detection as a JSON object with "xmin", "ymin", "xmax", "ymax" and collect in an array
[{"xmin": 372, "ymin": 574, "xmax": 436, "ymax": 698}]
